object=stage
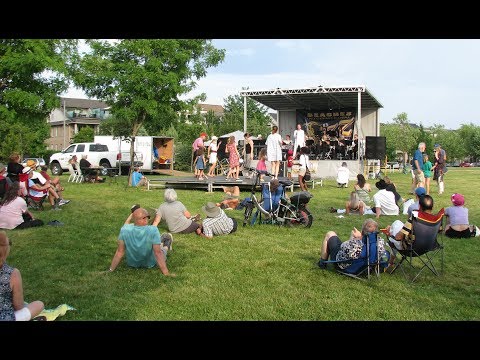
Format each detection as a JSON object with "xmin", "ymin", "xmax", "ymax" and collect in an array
[{"xmin": 146, "ymin": 159, "xmax": 365, "ymax": 192}]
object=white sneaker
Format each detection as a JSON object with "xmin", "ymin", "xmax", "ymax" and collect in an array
[
  {"xmin": 475, "ymin": 226, "xmax": 480, "ymax": 237},
  {"xmin": 161, "ymin": 233, "xmax": 173, "ymax": 251}
]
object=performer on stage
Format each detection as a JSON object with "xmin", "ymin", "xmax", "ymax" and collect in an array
[{"xmin": 293, "ymin": 123, "xmax": 306, "ymax": 159}]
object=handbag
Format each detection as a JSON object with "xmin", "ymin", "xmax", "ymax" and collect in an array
[{"xmin": 304, "ymin": 159, "xmax": 311, "ymax": 181}]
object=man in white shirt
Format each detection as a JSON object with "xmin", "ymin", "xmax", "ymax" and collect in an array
[
  {"xmin": 373, "ymin": 179, "xmax": 399, "ymax": 218},
  {"xmin": 293, "ymin": 123, "xmax": 306, "ymax": 158}
]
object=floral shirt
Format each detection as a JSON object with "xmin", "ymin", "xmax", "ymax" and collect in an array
[
  {"xmin": 0, "ymin": 263, "xmax": 15, "ymax": 321},
  {"xmin": 336, "ymin": 236, "xmax": 387, "ymax": 270}
]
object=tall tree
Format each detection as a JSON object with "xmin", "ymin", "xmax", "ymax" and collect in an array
[
  {"xmin": 458, "ymin": 123, "xmax": 480, "ymax": 161},
  {"xmin": 72, "ymin": 126, "xmax": 94, "ymax": 143},
  {"xmin": 385, "ymin": 112, "xmax": 420, "ymax": 165},
  {"xmin": 0, "ymin": 39, "xmax": 77, "ymax": 159},
  {"xmin": 417, "ymin": 124, "xmax": 434, "ymax": 157},
  {"xmin": 73, "ymin": 39, "xmax": 225, "ymax": 183}
]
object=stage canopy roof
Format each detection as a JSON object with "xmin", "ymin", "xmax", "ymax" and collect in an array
[{"xmin": 240, "ymin": 85, "xmax": 383, "ymax": 111}]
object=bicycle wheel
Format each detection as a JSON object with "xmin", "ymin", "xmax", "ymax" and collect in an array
[
  {"xmin": 286, "ymin": 206, "xmax": 313, "ymax": 228},
  {"xmin": 243, "ymin": 201, "xmax": 254, "ymax": 226}
]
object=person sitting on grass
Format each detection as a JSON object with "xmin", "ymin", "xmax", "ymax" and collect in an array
[
  {"xmin": 345, "ymin": 191, "xmax": 367, "ymax": 215},
  {"xmin": 0, "ymin": 162, "xmax": 7, "ymax": 199},
  {"xmin": 198, "ymin": 202, "xmax": 237, "ymax": 239},
  {"xmin": 383, "ymin": 175, "xmax": 403, "ymax": 208},
  {"xmin": 152, "ymin": 188, "xmax": 202, "ymax": 235},
  {"xmin": 0, "ymin": 231, "xmax": 45, "ymax": 321},
  {"xmin": 318, "ymin": 218, "xmax": 389, "ymax": 270},
  {"xmin": 131, "ymin": 166, "xmax": 149, "ymax": 187},
  {"xmin": 336, "ymin": 162, "xmax": 349, "ymax": 188},
  {"xmin": 353, "ymin": 173, "xmax": 372, "ymax": 205},
  {"xmin": 407, "ymin": 187, "xmax": 426, "ymax": 217},
  {"xmin": 108, "ymin": 207, "xmax": 175, "ymax": 276},
  {"xmin": 0, "ymin": 182, "xmax": 44, "ymax": 230},
  {"xmin": 444, "ymin": 193, "xmax": 480, "ymax": 238},
  {"xmin": 373, "ymin": 179, "xmax": 399, "ymax": 219}
]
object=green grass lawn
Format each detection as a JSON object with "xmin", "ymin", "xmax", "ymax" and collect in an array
[{"xmin": 6, "ymin": 167, "xmax": 480, "ymax": 320}]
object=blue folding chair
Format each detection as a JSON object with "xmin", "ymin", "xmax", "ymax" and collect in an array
[{"xmin": 318, "ymin": 232, "xmax": 390, "ymax": 280}]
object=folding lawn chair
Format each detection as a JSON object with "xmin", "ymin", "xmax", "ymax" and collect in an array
[
  {"xmin": 318, "ymin": 232, "xmax": 390, "ymax": 280},
  {"xmin": 390, "ymin": 208, "xmax": 445, "ymax": 282}
]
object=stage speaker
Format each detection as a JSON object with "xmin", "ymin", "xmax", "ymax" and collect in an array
[{"xmin": 365, "ymin": 136, "xmax": 386, "ymax": 159}]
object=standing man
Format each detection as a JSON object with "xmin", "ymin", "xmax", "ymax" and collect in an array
[
  {"xmin": 191, "ymin": 132, "xmax": 207, "ymax": 172},
  {"xmin": 243, "ymin": 133, "xmax": 254, "ymax": 178},
  {"xmin": 412, "ymin": 142, "xmax": 426, "ymax": 189},
  {"xmin": 432, "ymin": 143, "xmax": 447, "ymax": 195},
  {"xmin": 109, "ymin": 207, "xmax": 175, "ymax": 276},
  {"xmin": 293, "ymin": 123, "xmax": 306, "ymax": 159}
]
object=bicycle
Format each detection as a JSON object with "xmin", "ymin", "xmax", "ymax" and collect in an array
[{"xmin": 242, "ymin": 167, "xmax": 313, "ymax": 228}]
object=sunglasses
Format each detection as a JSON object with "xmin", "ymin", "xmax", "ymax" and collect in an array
[{"xmin": 142, "ymin": 215, "xmax": 151, "ymax": 220}]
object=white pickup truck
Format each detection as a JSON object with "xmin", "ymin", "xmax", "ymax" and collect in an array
[{"xmin": 49, "ymin": 143, "xmax": 118, "ymax": 176}]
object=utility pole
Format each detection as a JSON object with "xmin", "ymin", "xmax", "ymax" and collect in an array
[{"xmin": 63, "ymin": 98, "xmax": 66, "ymax": 149}]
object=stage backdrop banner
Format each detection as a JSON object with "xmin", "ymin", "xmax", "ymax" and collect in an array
[{"xmin": 296, "ymin": 109, "xmax": 356, "ymax": 141}]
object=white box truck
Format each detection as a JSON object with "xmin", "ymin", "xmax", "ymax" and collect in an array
[{"xmin": 94, "ymin": 136, "xmax": 175, "ymax": 174}]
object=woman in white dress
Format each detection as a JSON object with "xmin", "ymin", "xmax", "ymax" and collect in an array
[
  {"xmin": 266, "ymin": 126, "xmax": 283, "ymax": 179},
  {"xmin": 293, "ymin": 123, "xmax": 306, "ymax": 158},
  {"xmin": 207, "ymin": 136, "xmax": 221, "ymax": 177}
]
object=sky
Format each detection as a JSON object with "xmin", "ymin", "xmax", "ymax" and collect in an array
[{"xmin": 63, "ymin": 39, "xmax": 480, "ymax": 130}]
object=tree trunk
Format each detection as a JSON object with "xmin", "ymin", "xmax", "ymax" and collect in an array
[{"xmin": 128, "ymin": 117, "xmax": 145, "ymax": 186}]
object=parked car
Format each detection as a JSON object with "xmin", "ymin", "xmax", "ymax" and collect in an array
[
  {"xmin": 459, "ymin": 162, "xmax": 473, "ymax": 167},
  {"xmin": 21, "ymin": 158, "xmax": 46, "ymax": 168},
  {"xmin": 49, "ymin": 143, "xmax": 117, "ymax": 176}
]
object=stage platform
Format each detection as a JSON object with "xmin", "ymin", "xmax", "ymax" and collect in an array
[
  {"xmin": 147, "ymin": 175, "xmax": 323, "ymax": 193},
  {"xmin": 145, "ymin": 160, "xmax": 368, "ymax": 192}
]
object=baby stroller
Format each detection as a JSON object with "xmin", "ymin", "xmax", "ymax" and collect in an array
[{"xmin": 242, "ymin": 167, "xmax": 313, "ymax": 228}]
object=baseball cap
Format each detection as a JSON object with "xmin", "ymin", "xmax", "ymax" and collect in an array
[
  {"xmin": 434, "ymin": 144, "xmax": 440, "ymax": 148},
  {"xmin": 390, "ymin": 220, "xmax": 404, "ymax": 237},
  {"xmin": 22, "ymin": 166, "xmax": 32, "ymax": 174},
  {"xmin": 451, "ymin": 193, "xmax": 465, "ymax": 206},
  {"xmin": 415, "ymin": 187, "xmax": 426, "ymax": 196}
]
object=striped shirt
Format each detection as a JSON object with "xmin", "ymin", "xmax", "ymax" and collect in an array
[{"xmin": 201, "ymin": 209, "xmax": 234, "ymax": 238}]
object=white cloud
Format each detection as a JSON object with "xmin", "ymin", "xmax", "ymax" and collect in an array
[
  {"xmin": 228, "ymin": 48, "xmax": 255, "ymax": 57},
  {"xmin": 274, "ymin": 40, "xmax": 314, "ymax": 53}
]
